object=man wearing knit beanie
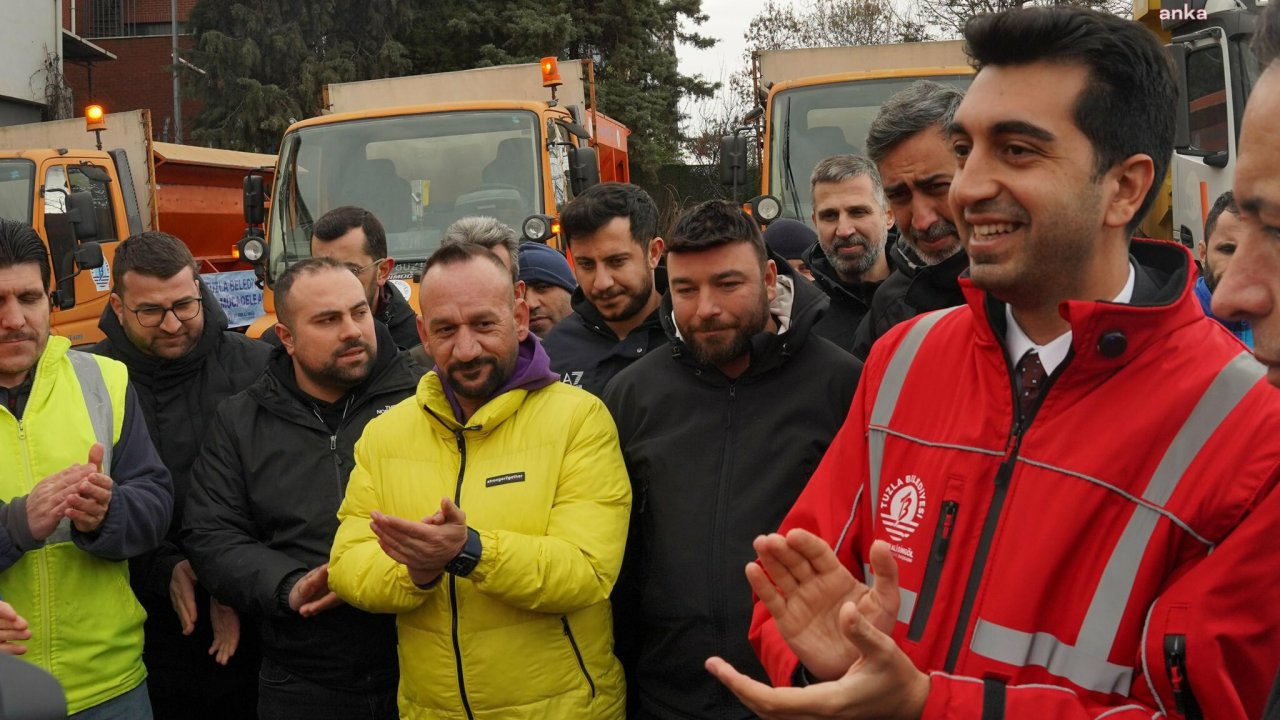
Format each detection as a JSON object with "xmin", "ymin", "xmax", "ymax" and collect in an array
[
  {"xmin": 763, "ymin": 219, "xmax": 817, "ymax": 281},
  {"xmin": 518, "ymin": 242, "xmax": 578, "ymax": 338}
]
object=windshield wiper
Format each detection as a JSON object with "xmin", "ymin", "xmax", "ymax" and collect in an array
[{"xmin": 781, "ymin": 97, "xmax": 802, "ymax": 220}]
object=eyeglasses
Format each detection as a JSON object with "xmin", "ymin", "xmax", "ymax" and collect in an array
[
  {"xmin": 345, "ymin": 259, "xmax": 385, "ymax": 276},
  {"xmin": 122, "ymin": 297, "xmax": 202, "ymax": 328}
]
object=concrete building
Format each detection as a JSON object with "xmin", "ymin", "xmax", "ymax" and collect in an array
[{"xmin": 0, "ymin": 1, "xmax": 114, "ymax": 126}]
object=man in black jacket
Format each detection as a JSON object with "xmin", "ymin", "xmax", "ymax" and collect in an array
[
  {"xmin": 91, "ymin": 231, "xmax": 268, "ymax": 719},
  {"xmin": 542, "ymin": 182, "xmax": 668, "ymax": 396},
  {"xmin": 183, "ymin": 257, "xmax": 422, "ymax": 720},
  {"xmin": 851, "ymin": 81, "xmax": 969, "ymax": 359},
  {"xmin": 263, "ymin": 206, "xmax": 421, "ymax": 351},
  {"xmin": 602, "ymin": 201, "xmax": 861, "ymax": 719},
  {"xmin": 804, "ymin": 155, "xmax": 895, "ymax": 351}
]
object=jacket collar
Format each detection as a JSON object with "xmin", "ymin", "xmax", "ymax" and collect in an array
[
  {"xmin": 964, "ymin": 238, "xmax": 1198, "ymax": 374},
  {"xmin": 801, "ymin": 241, "xmax": 885, "ymax": 307}
]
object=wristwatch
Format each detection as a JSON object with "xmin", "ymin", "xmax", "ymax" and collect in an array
[{"xmin": 445, "ymin": 527, "xmax": 483, "ymax": 577}]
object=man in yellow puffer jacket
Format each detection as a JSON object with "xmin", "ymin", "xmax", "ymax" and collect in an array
[
  {"xmin": 330, "ymin": 242, "xmax": 631, "ymax": 719},
  {"xmin": 0, "ymin": 219, "xmax": 173, "ymax": 717}
]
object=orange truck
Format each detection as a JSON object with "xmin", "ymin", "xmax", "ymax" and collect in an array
[
  {"xmin": 724, "ymin": 41, "xmax": 973, "ymax": 222},
  {"xmin": 0, "ymin": 108, "xmax": 275, "ymax": 344},
  {"xmin": 240, "ymin": 58, "xmax": 629, "ymax": 338}
]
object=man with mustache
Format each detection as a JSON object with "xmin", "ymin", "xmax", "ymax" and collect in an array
[
  {"xmin": 0, "ymin": 219, "xmax": 173, "ymax": 717},
  {"xmin": 328, "ymin": 242, "xmax": 631, "ymax": 718},
  {"xmin": 517, "ymin": 241, "xmax": 577, "ymax": 338},
  {"xmin": 542, "ymin": 182, "xmax": 668, "ymax": 396},
  {"xmin": 850, "ymin": 81, "xmax": 970, "ymax": 360},
  {"xmin": 601, "ymin": 200, "xmax": 860, "ymax": 719},
  {"xmin": 805, "ymin": 155, "xmax": 896, "ymax": 352},
  {"xmin": 183, "ymin": 257, "xmax": 421, "ymax": 720},
  {"xmin": 90, "ymin": 231, "xmax": 268, "ymax": 719},
  {"xmin": 713, "ymin": 6, "xmax": 1280, "ymax": 719}
]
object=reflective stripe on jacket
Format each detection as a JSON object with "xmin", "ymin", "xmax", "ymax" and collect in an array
[
  {"xmin": 752, "ymin": 240, "xmax": 1280, "ymax": 718},
  {"xmin": 329, "ymin": 372, "xmax": 631, "ymax": 719},
  {"xmin": 0, "ymin": 337, "xmax": 148, "ymax": 713}
]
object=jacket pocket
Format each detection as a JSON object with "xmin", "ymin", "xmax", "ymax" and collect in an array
[
  {"xmin": 561, "ymin": 616, "xmax": 597, "ymax": 699},
  {"xmin": 907, "ymin": 498, "xmax": 960, "ymax": 642}
]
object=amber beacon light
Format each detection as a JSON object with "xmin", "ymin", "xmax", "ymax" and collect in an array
[
  {"xmin": 85, "ymin": 104, "xmax": 106, "ymax": 132},
  {"xmin": 541, "ymin": 57, "xmax": 562, "ymax": 88}
]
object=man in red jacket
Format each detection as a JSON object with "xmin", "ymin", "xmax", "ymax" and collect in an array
[{"xmin": 707, "ymin": 6, "xmax": 1280, "ymax": 719}]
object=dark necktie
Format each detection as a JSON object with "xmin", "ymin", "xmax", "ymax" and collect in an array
[{"xmin": 1015, "ymin": 349, "xmax": 1047, "ymax": 422}]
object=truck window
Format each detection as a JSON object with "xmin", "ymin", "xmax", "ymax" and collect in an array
[
  {"xmin": 0, "ymin": 160, "xmax": 34, "ymax": 224},
  {"xmin": 67, "ymin": 165, "xmax": 119, "ymax": 242},
  {"xmin": 770, "ymin": 74, "xmax": 972, "ymax": 221},
  {"xmin": 1185, "ymin": 45, "xmax": 1229, "ymax": 155},
  {"xmin": 43, "ymin": 165, "xmax": 68, "ymax": 215}
]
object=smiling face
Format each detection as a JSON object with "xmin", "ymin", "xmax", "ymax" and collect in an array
[
  {"xmin": 879, "ymin": 126, "xmax": 963, "ymax": 265},
  {"xmin": 948, "ymin": 61, "xmax": 1130, "ymax": 310},
  {"xmin": 1211, "ymin": 67, "xmax": 1280, "ymax": 385}
]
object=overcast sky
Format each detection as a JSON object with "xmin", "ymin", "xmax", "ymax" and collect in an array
[{"xmin": 676, "ymin": 0, "xmax": 770, "ymax": 135}]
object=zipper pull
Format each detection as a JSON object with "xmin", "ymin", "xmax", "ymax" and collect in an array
[
  {"xmin": 330, "ymin": 435, "xmax": 337, "ymax": 451},
  {"xmin": 1164, "ymin": 634, "xmax": 1203, "ymax": 719},
  {"xmin": 935, "ymin": 502, "xmax": 958, "ymax": 561}
]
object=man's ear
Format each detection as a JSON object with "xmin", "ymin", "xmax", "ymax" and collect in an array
[
  {"xmin": 514, "ymin": 296, "xmax": 531, "ymax": 341},
  {"xmin": 1103, "ymin": 153, "xmax": 1156, "ymax": 231},
  {"xmin": 109, "ymin": 292, "xmax": 125, "ymax": 324},
  {"xmin": 376, "ymin": 257, "xmax": 394, "ymax": 287},
  {"xmin": 764, "ymin": 259, "xmax": 779, "ymax": 304},
  {"xmin": 649, "ymin": 237, "xmax": 665, "ymax": 268},
  {"xmin": 276, "ymin": 322, "xmax": 296, "ymax": 356},
  {"xmin": 416, "ymin": 316, "xmax": 429, "ymax": 347}
]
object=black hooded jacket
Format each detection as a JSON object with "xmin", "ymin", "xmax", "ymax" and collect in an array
[
  {"xmin": 90, "ymin": 283, "xmax": 271, "ymax": 604},
  {"xmin": 601, "ymin": 255, "xmax": 862, "ymax": 720},
  {"xmin": 541, "ymin": 267, "xmax": 669, "ymax": 397},
  {"xmin": 182, "ymin": 321, "xmax": 423, "ymax": 690},
  {"xmin": 803, "ymin": 242, "xmax": 890, "ymax": 353},
  {"xmin": 850, "ymin": 243, "xmax": 969, "ymax": 360}
]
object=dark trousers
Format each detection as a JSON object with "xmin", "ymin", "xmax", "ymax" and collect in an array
[{"xmin": 257, "ymin": 657, "xmax": 398, "ymax": 720}]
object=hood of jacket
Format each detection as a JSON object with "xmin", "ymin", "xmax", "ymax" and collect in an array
[
  {"xmin": 658, "ymin": 248, "xmax": 831, "ymax": 382},
  {"xmin": 434, "ymin": 334, "xmax": 560, "ymax": 423},
  {"xmin": 96, "ymin": 280, "xmax": 232, "ymax": 385}
]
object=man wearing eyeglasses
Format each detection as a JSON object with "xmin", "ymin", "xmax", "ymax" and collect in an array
[{"xmin": 91, "ymin": 231, "xmax": 269, "ymax": 719}]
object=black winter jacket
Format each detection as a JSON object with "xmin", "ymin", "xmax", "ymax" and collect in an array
[
  {"xmin": 262, "ymin": 282, "xmax": 421, "ymax": 351},
  {"xmin": 803, "ymin": 243, "xmax": 888, "ymax": 353},
  {"xmin": 541, "ymin": 268, "xmax": 668, "ymax": 397},
  {"xmin": 601, "ymin": 257, "xmax": 861, "ymax": 720},
  {"xmin": 90, "ymin": 285, "xmax": 270, "ymax": 604},
  {"xmin": 182, "ymin": 321, "xmax": 422, "ymax": 690},
  {"xmin": 849, "ymin": 243, "xmax": 968, "ymax": 360}
]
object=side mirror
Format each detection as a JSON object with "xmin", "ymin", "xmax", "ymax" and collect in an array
[
  {"xmin": 74, "ymin": 242, "xmax": 105, "ymax": 270},
  {"xmin": 244, "ymin": 174, "xmax": 266, "ymax": 225},
  {"xmin": 568, "ymin": 146, "xmax": 600, "ymax": 196},
  {"xmin": 67, "ymin": 190, "xmax": 98, "ymax": 241},
  {"xmin": 719, "ymin": 135, "xmax": 748, "ymax": 187}
]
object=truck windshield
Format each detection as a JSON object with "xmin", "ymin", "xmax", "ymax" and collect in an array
[
  {"xmin": 268, "ymin": 110, "xmax": 542, "ymax": 280},
  {"xmin": 0, "ymin": 160, "xmax": 35, "ymax": 224},
  {"xmin": 770, "ymin": 75, "xmax": 972, "ymax": 220}
]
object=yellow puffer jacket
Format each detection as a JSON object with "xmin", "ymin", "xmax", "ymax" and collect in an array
[{"xmin": 330, "ymin": 372, "xmax": 631, "ymax": 719}]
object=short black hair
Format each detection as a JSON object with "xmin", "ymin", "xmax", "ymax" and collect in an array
[
  {"xmin": 1204, "ymin": 190, "xmax": 1239, "ymax": 242},
  {"xmin": 112, "ymin": 231, "xmax": 199, "ymax": 296},
  {"xmin": 0, "ymin": 219, "xmax": 51, "ymax": 292},
  {"xmin": 312, "ymin": 206, "xmax": 387, "ymax": 260},
  {"xmin": 667, "ymin": 200, "xmax": 767, "ymax": 264},
  {"xmin": 963, "ymin": 6, "xmax": 1176, "ymax": 233},
  {"xmin": 559, "ymin": 182, "xmax": 659, "ymax": 249},
  {"xmin": 274, "ymin": 256, "xmax": 350, "ymax": 327},
  {"xmin": 1256, "ymin": 0, "xmax": 1280, "ymax": 69}
]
